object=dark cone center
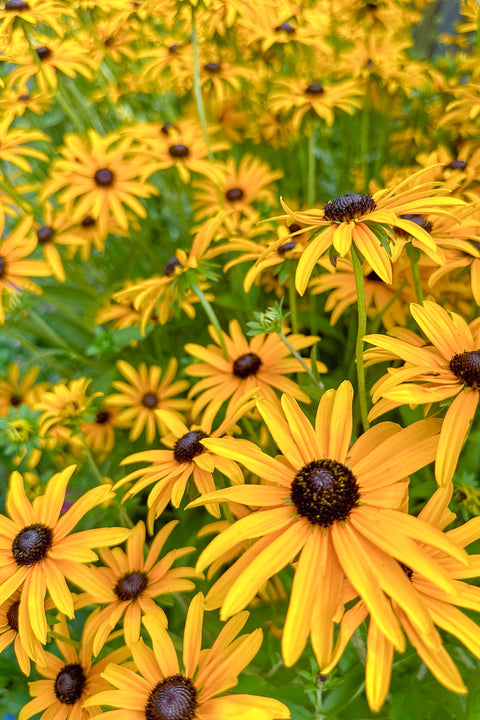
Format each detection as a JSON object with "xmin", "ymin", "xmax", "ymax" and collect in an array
[
  {"xmin": 94, "ymin": 168, "xmax": 114, "ymax": 187},
  {"xmin": 395, "ymin": 213, "xmax": 432, "ymax": 239},
  {"xmin": 366, "ymin": 270, "xmax": 383, "ymax": 282},
  {"xmin": 225, "ymin": 187, "xmax": 244, "ymax": 202},
  {"xmin": 278, "ymin": 241, "xmax": 297, "ymax": 256},
  {"xmin": 145, "ymin": 675, "xmax": 198, "ymax": 720},
  {"xmin": 36, "ymin": 225, "xmax": 55, "ymax": 244},
  {"xmin": 173, "ymin": 431, "xmax": 208, "ymax": 463},
  {"xmin": 114, "ymin": 571, "xmax": 148, "ymax": 600},
  {"xmin": 0, "ymin": 258, "xmax": 5, "ymax": 277},
  {"xmin": 169, "ymin": 144, "xmax": 189, "ymax": 159},
  {"xmin": 290, "ymin": 459, "xmax": 360, "ymax": 527},
  {"xmin": 399, "ymin": 562, "xmax": 414, "ymax": 580},
  {"xmin": 274, "ymin": 21, "xmax": 295, "ymax": 33},
  {"xmin": 81, "ymin": 215, "xmax": 96, "ymax": 228},
  {"xmin": 323, "ymin": 193, "xmax": 376, "ymax": 222},
  {"xmin": 12, "ymin": 523, "xmax": 53, "ymax": 565},
  {"xmin": 305, "ymin": 83, "xmax": 324, "ymax": 95},
  {"xmin": 7, "ymin": 600, "xmax": 19, "ymax": 631},
  {"xmin": 449, "ymin": 350, "xmax": 480, "ymax": 388},
  {"xmin": 233, "ymin": 352, "xmax": 262, "ymax": 378},
  {"xmin": 10, "ymin": 394, "xmax": 22, "ymax": 406},
  {"xmin": 36, "ymin": 46, "xmax": 52, "ymax": 61},
  {"xmin": 142, "ymin": 392, "xmax": 158, "ymax": 409},
  {"xmin": 164, "ymin": 256, "xmax": 181, "ymax": 276},
  {"xmin": 54, "ymin": 664, "xmax": 87, "ymax": 705},
  {"xmin": 203, "ymin": 62, "xmax": 221, "ymax": 73},
  {"xmin": 5, "ymin": 0, "xmax": 29, "ymax": 9},
  {"xmin": 95, "ymin": 410, "xmax": 110, "ymax": 424},
  {"xmin": 445, "ymin": 160, "xmax": 467, "ymax": 170}
]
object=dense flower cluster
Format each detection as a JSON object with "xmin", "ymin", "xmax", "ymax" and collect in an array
[{"xmin": 1, "ymin": 0, "xmax": 480, "ymax": 718}]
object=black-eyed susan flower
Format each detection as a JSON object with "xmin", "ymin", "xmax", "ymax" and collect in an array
[
  {"xmin": 274, "ymin": 167, "xmax": 464, "ymax": 294},
  {"xmin": 0, "ymin": 466, "xmax": 129, "ymax": 655},
  {"xmin": 117, "ymin": 396, "xmax": 252, "ymax": 530},
  {"xmin": 85, "ymin": 592, "xmax": 290, "ymax": 720},
  {"xmin": 106, "ymin": 359, "xmax": 190, "ymax": 444},
  {"xmin": 0, "ymin": 215, "xmax": 51, "ymax": 322},
  {"xmin": 0, "ymin": 118, "xmax": 48, "ymax": 172},
  {"xmin": 0, "ymin": 0, "xmax": 70, "ymax": 40},
  {"xmin": 33, "ymin": 202, "xmax": 86, "ymax": 282},
  {"xmin": 19, "ymin": 616, "xmax": 130, "ymax": 720},
  {"xmin": 41, "ymin": 130, "xmax": 158, "ymax": 235},
  {"xmin": 365, "ymin": 301, "xmax": 480, "ymax": 487},
  {"xmin": 185, "ymin": 320, "xmax": 324, "ymax": 425},
  {"xmin": 322, "ymin": 485, "xmax": 480, "ymax": 711},
  {"xmin": 80, "ymin": 405, "xmax": 127, "ymax": 459},
  {"xmin": 0, "ymin": 363, "xmax": 45, "ymax": 416},
  {"xmin": 187, "ymin": 383, "xmax": 467, "ymax": 670},
  {"xmin": 82, "ymin": 520, "xmax": 196, "ymax": 654},
  {"xmin": 35, "ymin": 378, "xmax": 102, "ymax": 444},
  {"xmin": 192, "ymin": 154, "xmax": 283, "ymax": 223}
]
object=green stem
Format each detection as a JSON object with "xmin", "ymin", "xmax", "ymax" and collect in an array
[
  {"xmin": 408, "ymin": 251, "xmax": 424, "ymax": 305},
  {"xmin": 28, "ymin": 310, "xmax": 93, "ymax": 364},
  {"xmin": 307, "ymin": 128, "xmax": 316, "ymax": 207},
  {"xmin": 360, "ymin": 88, "xmax": 371, "ymax": 191},
  {"xmin": 1, "ymin": 325, "xmax": 65, "ymax": 372},
  {"xmin": 351, "ymin": 246, "xmax": 370, "ymax": 432},
  {"xmin": 288, "ymin": 263, "xmax": 299, "ymax": 334},
  {"xmin": 191, "ymin": 7, "xmax": 213, "ymax": 161},
  {"xmin": 78, "ymin": 432, "xmax": 103, "ymax": 483},
  {"xmin": 63, "ymin": 78, "xmax": 106, "ymax": 136},
  {"xmin": 48, "ymin": 631, "xmax": 81, "ymax": 649},
  {"xmin": 191, "ymin": 282, "xmax": 227, "ymax": 360},
  {"xmin": 278, "ymin": 332, "xmax": 324, "ymax": 390},
  {"xmin": 351, "ymin": 628, "xmax": 366, "ymax": 664},
  {"xmin": 0, "ymin": 173, "xmax": 32, "ymax": 213}
]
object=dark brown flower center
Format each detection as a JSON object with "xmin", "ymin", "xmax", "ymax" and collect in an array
[
  {"xmin": 365, "ymin": 58, "xmax": 375, "ymax": 68},
  {"xmin": 161, "ymin": 122, "xmax": 174, "ymax": 135},
  {"xmin": 169, "ymin": 44, "xmax": 181, "ymax": 54},
  {"xmin": 399, "ymin": 562, "xmax": 414, "ymax": 580},
  {"xmin": 19, "ymin": 93, "xmax": 30, "ymax": 100},
  {"xmin": 5, "ymin": 0, "xmax": 29, "ymax": 10},
  {"xmin": 54, "ymin": 664, "xmax": 87, "ymax": 705},
  {"xmin": 12, "ymin": 523, "xmax": 53, "ymax": 565},
  {"xmin": 36, "ymin": 225, "xmax": 55, "ymax": 244},
  {"xmin": 10, "ymin": 394, "xmax": 22, "ymax": 406},
  {"xmin": 203, "ymin": 62, "xmax": 221, "ymax": 73},
  {"xmin": 232, "ymin": 352, "xmax": 262, "ymax": 378},
  {"xmin": 0, "ymin": 257, "xmax": 5, "ymax": 277},
  {"xmin": 7, "ymin": 600, "xmax": 19, "ymax": 631},
  {"xmin": 95, "ymin": 410, "xmax": 110, "ymax": 424},
  {"xmin": 173, "ymin": 431, "xmax": 208, "ymax": 463},
  {"xmin": 145, "ymin": 675, "xmax": 198, "ymax": 720},
  {"xmin": 323, "ymin": 193, "xmax": 376, "ymax": 222},
  {"xmin": 395, "ymin": 214, "xmax": 433, "ymax": 239},
  {"xmin": 94, "ymin": 168, "xmax": 114, "ymax": 187},
  {"xmin": 288, "ymin": 223, "xmax": 301, "ymax": 234},
  {"xmin": 290, "ymin": 459, "xmax": 361, "ymax": 527},
  {"xmin": 104, "ymin": 36, "xmax": 114, "ymax": 47},
  {"xmin": 164, "ymin": 256, "xmax": 181, "ymax": 276},
  {"xmin": 277, "ymin": 241, "xmax": 297, "ymax": 256},
  {"xmin": 169, "ymin": 144, "xmax": 189, "ymax": 159},
  {"xmin": 305, "ymin": 83, "xmax": 324, "ymax": 95},
  {"xmin": 81, "ymin": 215, "xmax": 96, "ymax": 227},
  {"xmin": 36, "ymin": 46, "xmax": 52, "ymax": 61},
  {"xmin": 274, "ymin": 21, "xmax": 295, "ymax": 33},
  {"xmin": 225, "ymin": 187, "xmax": 244, "ymax": 202},
  {"xmin": 445, "ymin": 160, "xmax": 467, "ymax": 170},
  {"xmin": 449, "ymin": 350, "xmax": 480, "ymax": 388},
  {"xmin": 366, "ymin": 270, "xmax": 383, "ymax": 282},
  {"xmin": 142, "ymin": 392, "xmax": 158, "ymax": 409},
  {"xmin": 114, "ymin": 571, "xmax": 148, "ymax": 600}
]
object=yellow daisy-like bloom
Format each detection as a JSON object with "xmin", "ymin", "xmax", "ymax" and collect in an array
[
  {"xmin": 0, "ymin": 590, "xmax": 47, "ymax": 674},
  {"xmin": 192, "ymin": 154, "xmax": 283, "ymax": 222},
  {"xmin": 269, "ymin": 77, "xmax": 363, "ymax": 130},
  {"xmin": 274, "ymin": 166, "xmax": 463, "ymax": 294},
  {"xmin": 0, "ymin": 118, "xmax": 48, "ymax": 173},
  {"xmin": 0, "ymin": 363, "xmax": 45, "ymax": 416},
  {"xmin": 85, "ymin": 592, "xmax": 290, "ymax": 720},
  {"xmin": 19, "ymin": 616, "xmax": 130, "ymax": 720},
  {"xmin": 187, "ymin": 383, "xmax": 467, "ymax": 670},
  {"xmin": 322, "ymin": 485, "xmax": 480, "ymax": 711},
  {"xmin": 0, "ymin": 216, "xmax": 50, "ymax": 323},
  {"xmin": 117, "ymin": 397, "xmax": 251, "ymax": 530},
  {"xmin": 33, "ymin": 202, "xmax": 87, "ymax": 282},
  {"xmin": 185, "ymin": 320, "xmax": 324, "ymax": 425},
  {"xmin": 82, "ymin": 520, "xmax": 196, "ymax": 655},
  {"xmin": 0, "ymin": 0, "xmax": 70, "ymax": 39},
  {"xmin": 0, "ymin": 466, "xmax": 129, "ymax": 655},
  {"xmin": 11, "ymin": 36, "xmax": 97, "ymax": 93},
  {"xmin": 35, "ymin": 378, "xmax": 102, "ymax": 444},
  {"xmin": 106, "ymin": 359, "xmax": 190, "ymax": 444},
  {"xmin": 237, "ymin": 0, "xmax": 314, "ymax": 54},
  {"xmin": 80, "ymin": 405, "xmax": 127, "ymax": 459},
  {"xmin": 41, "ymin": 130, "xmax": 158, "ymax": 235},
  {"xmin": 0, "ymin": 82, "xmax": 52, "ymax": 121},
  {"xmin": 365, "ymin": 301, "xmax": 480, "ymax": 487}
]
